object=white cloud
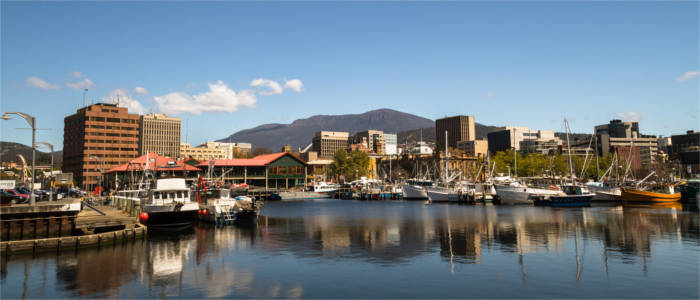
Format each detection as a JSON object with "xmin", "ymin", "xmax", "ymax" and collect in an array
[
  {"xmin": 155, "ymin": 80, "xmax": 257, "ymax": 115},
  {"xmin": 66, "ymin": 78, "xmax": 95, "ymax": 89},
  {"xmin": 68, "ymin": 71, "xmax": 83, "ymax": 78},
  {"xmin": 103, "ymin": 89, "xmax": 147, "ymax": 114},
  {"xmin": 616, "ymin": 111, "xmax": 642, "ymax": 122},
  {"xmin": 284, "ymin": 79, "xmax": 304, "ymax": 92},
  {"xmin": 250, "ymin": 78, "xmax": 283, "ymax": 95},
  {"xmin": 26, "ymin": 77, "xmax": 59, "ymax": 90},
  {"xmin": 487, "ymin": 92, "xmax": 493, "ymax": 100},
  {"xmin": 675, "ymin": 71, "xmax": 699, "ymax": 82},
  {"xmin": 134, "ymin": 86, "xmax": 149, "ymax": 95}
]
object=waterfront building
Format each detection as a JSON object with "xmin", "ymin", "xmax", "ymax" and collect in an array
[
  {"xmin": 594, "ymin": 119, "xmax": 640, "ymax": 138},
  {"xmin": 103, "ymin": 152, "xmax": 200, "ymax": 190},
  {"xmin": 139, "ymin": 113, "xmax": 181, "ymax": 158},
  {"xmin": 487, "ymin": 127, "xmax": 559, "ymax": 153},
  {"xmin": 207, "ymin": 142, "xmax": 253, "ymax": 158},
  {"xmin": 197, "ymin": 152, "xmax": 308, "ymax": 189},
  {"xmin": 670, "ymin": 130, "xmax": 699, "ymax": 174},
  {"xmin": 594, "ymin": 120, "xmax": 659, "ymax": 171},
  {"xmin": 312, "ymin": 131, "xmax": 349, "ymax": 159},
  {"xmin": 520, "ymin": 139, "xmax": 562, "ymax": 155},
  {"xmin": 456, "ymin": 140, "xmax": 488, "ymax": 157},
  {"xmin": 436, "ymin": 115, "xmax": 475, "ymax": 151},
  {"xmin": 302, "ymin": 151, "xmax": 333, "ymax": 182},
  {"xmin": 179, "ymin": 142, "xmax": 227, "ymax": 160},
  {"xmin": 410, "ymin": 141, "xmax": 433, "ymax": 156},
  {"xmin": 62, "ymin": 103, "xmax": 140, "ymax": 191},
  {"xmin": 352, "ymin": 130, "xmax": 384, "ymax": 152},
  {"xmin": 384, "ymin": 133, "xmax": 398, "ymax": 155}
]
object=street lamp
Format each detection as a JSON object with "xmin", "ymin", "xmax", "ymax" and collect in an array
[
  {"xmin": 2, "ymin": 112, "xmax": 37, "ymax": 205},
  {"xmin": 89, "ymin": 155, "xmax": 103, "ymax": 197},
  {"xmin": 35, "ymin": 142, "xmax": 54, "ymax": 202}
]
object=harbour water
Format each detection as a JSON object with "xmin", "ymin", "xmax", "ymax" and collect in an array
[{"xmin": 2, "ymin": 199, "xmax": 698, "ymax": 298}]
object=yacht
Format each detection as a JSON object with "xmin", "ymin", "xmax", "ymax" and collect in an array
[
  {"xmin": 585, "ymin": 182, "xmax": 621, "ymax": 201},
  {"xmin": 310, "ymin": 182, "xmax": 340, "ymax": 198}
]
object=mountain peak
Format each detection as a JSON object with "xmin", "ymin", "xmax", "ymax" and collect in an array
[{"xmin": 218, "ymin": 109, "xmax": 435, "ymax": 149}]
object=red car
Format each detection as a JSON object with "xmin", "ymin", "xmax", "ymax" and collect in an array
[{"xmin": 3, "ymin": 189, "xmax": 30, "ymax": 202}]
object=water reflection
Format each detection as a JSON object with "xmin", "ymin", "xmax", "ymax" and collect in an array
[{"xmin": 1, "ymin": 201, "xmax": 698, "ymax": 298}]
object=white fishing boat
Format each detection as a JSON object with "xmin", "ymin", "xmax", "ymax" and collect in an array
[
  {"xmin": 402, "ymin": 179, "xmax": 432, "ymax": 199},
  {"xmin": 495, "ymin": 182, "xmax": 564, "ymax": 205},
  {"xmin": 585, "ymin": 182, "xmax": 622, "ymax": 201},
  {"xmin": 426, "ymin": 185, "xmax": 459, "ymax": 203},
  {"xmin": 309, "ymin": 182, "xmax": 340, "ymax": 198},
  {"xmin": 138, "ymin": 177, "xmax": 199, "ymax": 228},
  {"xmin": 198, "ymin": 188, "xmax": 261, "ymax": 225}
]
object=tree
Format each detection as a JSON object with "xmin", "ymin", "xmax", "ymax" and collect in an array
[{"xmin": 330, "ymin": 149, "xmax": 370, "ymax": 181}]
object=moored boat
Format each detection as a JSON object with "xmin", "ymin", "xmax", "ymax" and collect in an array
[
  {"xmin": 543, "ymin": 185, "xmax": 594, "ymax": 207},
  {"xmin": 401, "ymin": 179, "xmax": 432, "ymax": 200},
  {"xmin": 197, "ymin": 187, "xmax": 261, "ymax": 225},
  {"xmin": 138, "ymin": 178, "xmax": 199, "ymax": 228},
  {"xmin": 621, "ymin": 186, "xmax": 682, "ymax": 203}
]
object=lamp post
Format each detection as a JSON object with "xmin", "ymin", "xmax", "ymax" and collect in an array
[
  {"xmin": 2, "ymin": 112, "xmax": 36, "ymax": 205},
  {"xmin": 89, "ymin": 155, "xmax": 103, "ymax": 197},
  {"xmin": 35, "ymin": 142, "xmax": 54, "ymax": 202}
]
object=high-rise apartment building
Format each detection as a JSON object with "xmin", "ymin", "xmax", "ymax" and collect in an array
[
  {"xmin": 312, "ymin": 131, "xmax": 349, "ymax": 158},
  {"xmin": 63, "ymin": 103, "xmax": 140, "ymax": 190},
  {"xmin": 139, "ymin": 113, "xmax": 181, "ymax": 158},
  {"xmin": 435, "ymin": 115, "xmax": 475, "ymax": 151}
]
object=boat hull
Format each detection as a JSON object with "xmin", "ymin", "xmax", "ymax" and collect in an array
[
  {"xmin": 141, "ymin": 209, "xmax": 198, "ymax": 229},
  {"xmin": 591, "ymin": 190, "xmax": 621, "ymax": 202},
  {"xmin": 621, "ymin": 188, "xmax": 682, "ymax": 203},
  {"xmin": 425, "ymin": 186, "xmax": 458, "ymax": 203},
  {"xmin": 495, "ymin": 185, "xmax": 563, "ymax": 205},
  {"xmin": 402, "ymin": 184, "xmax": 428, "ymax": 200},
  {"xmin": 546, "ymin": 194, "xmax": 593, "ymax": 207}
]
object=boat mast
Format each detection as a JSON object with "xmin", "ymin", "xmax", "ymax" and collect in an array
[
  {"xmin": 595, "ymin": 135, "xmax": 600, "ymax": 181},
  {"xmin": 513, "ymin": 128, "xmax": 517, "ymax": 178},
  {"xmin": 565, "ymin": 119, "xmax": 574, "ymax": 185},
  {"xmin": 444, "ymin": 130, "xmax": 448, "ymax": 186}
]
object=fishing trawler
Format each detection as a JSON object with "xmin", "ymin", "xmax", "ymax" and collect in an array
[
  {"xmin": 621, "ymin": 186, "xmax": 682, "ymax": 203},
  {"xmin": 197, "ymin": 187, "xmax": 261, "ymax": 225},
  {"xmin": 138, "ymin": 177, "xmax": 199, "ymax": 228},
  {"xmin": 402, "ymin": 179, "xmax": 433, "ymax": 200}
]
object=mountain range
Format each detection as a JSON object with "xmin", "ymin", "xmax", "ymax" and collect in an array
[
  {"xmin": 0, "ymin": 142, "xmax": 62, "ymax": 165},
  {"xmin": 217, "ymin": 109, "xmax": 436, "ymax": 150},
  {"xmin": 218, "ymin": 108, "xmax": 591, "ymax": 150}
]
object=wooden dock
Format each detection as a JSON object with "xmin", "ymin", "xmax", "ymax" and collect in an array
[{"xmin": 76, "ymin": 205, "xmax": 138, "ymax": 234}]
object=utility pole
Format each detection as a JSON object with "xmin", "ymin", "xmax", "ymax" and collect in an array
[
  {"xmin": 2, "ymin": 112, "xmax": 37, "ymax": 205},
  {"xmin": 36, "ymin": 142, "xmax": 54, "ymax": 202}
]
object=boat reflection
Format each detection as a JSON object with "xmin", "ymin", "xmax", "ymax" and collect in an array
[{"xmin": 1, "ymin": 202, "xmax": 697, "ymax": 298}]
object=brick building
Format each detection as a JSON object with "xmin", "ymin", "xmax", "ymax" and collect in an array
[{"xmin": 63, "ymin": 103, "xmax": 140, "ymax": 190}]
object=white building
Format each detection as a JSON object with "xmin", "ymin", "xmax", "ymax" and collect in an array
[{"xmin": 384, "ymin": 133, "xmax": 398, "ymax": 155}]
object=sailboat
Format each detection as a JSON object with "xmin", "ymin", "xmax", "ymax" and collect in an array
[{"xmin": 542, "ymin": 119, "xmax": 594, "ymax": 207}]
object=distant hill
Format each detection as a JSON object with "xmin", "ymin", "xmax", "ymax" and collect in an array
[
  {"xmin": 0, "ymin": 142, "xmax": 62, "ymax": 165},
  {"xmin": 218, "ymin": 109, "xmax": 435, "ymax": 150}
]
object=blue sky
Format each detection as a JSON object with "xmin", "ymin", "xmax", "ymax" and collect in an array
[{"xmin": 2, "ymin": 2, "xmax": 698, "ymax": 151}]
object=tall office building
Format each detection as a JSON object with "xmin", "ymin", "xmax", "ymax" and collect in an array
[
  {"xmin": 435, "ymin": 115, "xmax": 475, "ymax": 151},
  {"xmin": 139, "ymin": 113, "xmax": 181, "ymax": 158},
  {"xmin": 312, "ymin": 131, "xmax": 349, "ymax": 158},
  {"xmin": 63, "ymin": 103, "xmax": 140, "ymax": 190}
]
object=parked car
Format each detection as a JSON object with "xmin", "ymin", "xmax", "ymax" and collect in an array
[
  {"xmin": 3, "ymin": 189, "xmax": 29, "ymax": 203},
  {"xmin": 1, "ymin": 190, "xmax": 20, "ymax": 205}
]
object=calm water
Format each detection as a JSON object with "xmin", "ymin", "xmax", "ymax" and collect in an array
[{"xmin": 2, "ymin": 200, "xmax": 699, "ymax": 299}]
